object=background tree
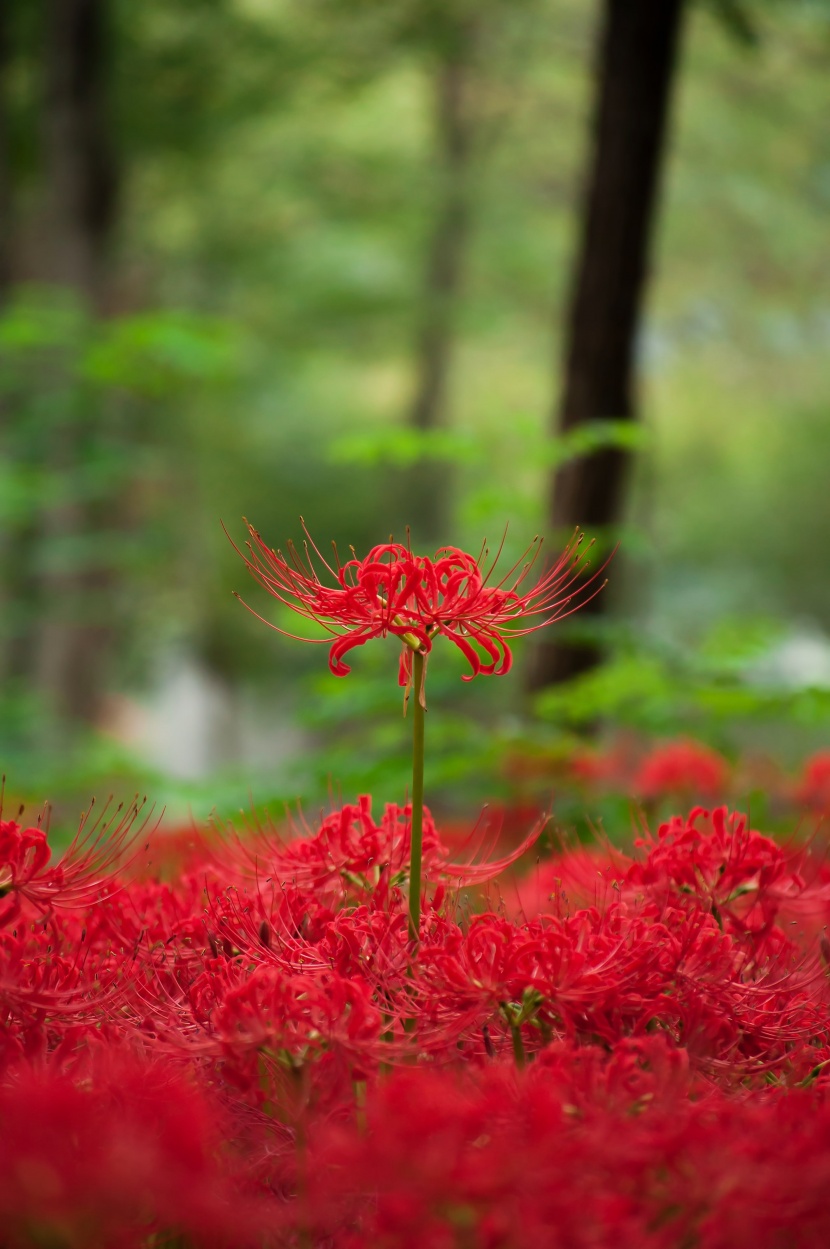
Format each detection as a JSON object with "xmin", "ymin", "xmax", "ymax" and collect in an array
[
  {"xmin": 530, "ymin": 0, "xmax": 687, "ymax": 691},
  {"xmin": 0, "ymin": 0, "xmax": 292, "ymax": 734},
  {"xmin": 402, "ymin": 7, "xmax": 478, "ymax": 543},
  {"xmin": 309, "ymin": 0, "xmax": 549, "ymax": 543},
  {"xmin": 0, "ymin": 2, "xmax": 10, "ymax": 297},
  {"xmin": 32, "ymin": 0, "xmax": 120, "ymax": 727}
]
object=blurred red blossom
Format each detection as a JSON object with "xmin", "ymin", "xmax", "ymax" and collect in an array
[
  {"xmin": 633, "ymin": 738, "xmax": 730, "ymax": 802},
  {"xmin": 309, "ymin": 1050, "xmax": 830, "ymax": 1249},
  {"xmin": 796, "ymin": 750, "xmax": 830, "ymax": 813},
  {"xmin": 0, "ymin": 1056, "xmax": 269, "ymax": 1249}
]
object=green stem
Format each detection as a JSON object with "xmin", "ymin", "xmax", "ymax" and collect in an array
[
  {"xmin": 510, "ymin": 1021, "xmax": 527, "ymax": 1069},
  {"xmin": 291, "ymin": 1065, "xmax": 311, "ymax": 1249},
  {"xmin": 408, "ymin": 648, "xmax": 426, "ymax": 940}
]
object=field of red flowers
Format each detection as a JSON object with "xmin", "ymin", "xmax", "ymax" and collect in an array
[
  {"xmin": 3, "ymin": 776, "xmax": 830, "ymax": 1248},
  {"xmin": 3, "ymin": 527, "xmax": 830, "ymax": 1246}
]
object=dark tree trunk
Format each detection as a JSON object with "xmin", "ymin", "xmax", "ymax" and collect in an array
[
  {"xmin": 0, "ymin": 2, "xmax": 11, "ymax": 296},
  {"xmin": 0, "ymin": 4, "xmax": 51, "ymax": 701},
  {"xmin": 42, "ymin": 0, "xmax": 117, "ymax": 299},
  {"xmin": 0, "ymin": 1, "xmax": 21, "ymax": 690},
  {"xmin": 530, "ymin": 0, "xmax": 686, "ymax": 691},
  {"xmin": 403, "ymin": 48, "xmax": 473, "ymax": 544},
  {"xmin": 33, "ymin": 0, "xmax": 119, "ymax": 727}
]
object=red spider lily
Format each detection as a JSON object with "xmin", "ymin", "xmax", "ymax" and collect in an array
[
  {"xmin": 204, "ymin": 797, "xmax": 544, "ymax": 903},
  {"xmin": 213, "ymin": 796, "xmax": 447, "ymax": 899},
  {"xmin": 626, "ymin": 806, "xmax": 830, "ymax": 947},
  {"xmin": 0, "ymin": 798, "xmax": 154, "ymax": 929},
  {"xmin": 228, "ymin": 519, "xmax": 608, "ymax": 684}
]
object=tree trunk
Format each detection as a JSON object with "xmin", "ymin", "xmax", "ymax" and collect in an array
[
  {"xmin": 529, "ymin": 0, "xmax": 686, "ymax": 691},
  {"xmin": 402, "ymin": 47, "xmax": 473, "ymax": 544},
  {"xmin": 33, "ymin": 0, "xmax": 119, "ymax": 727},
  {"xmin": 0, "ymin": 2, "xmax": 11, "ymax": 296},
  {"xmin": 0, "ymin": 0, "xmax": 21, "ymax": 691},
  {"xmin": 42, "ymin": 0, "xmax": 117, "ymax": 299}
]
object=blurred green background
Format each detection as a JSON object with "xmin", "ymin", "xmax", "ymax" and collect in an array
[{"xmin": 1, "ymin": 0, "xmax": 829, "ymax": 834}]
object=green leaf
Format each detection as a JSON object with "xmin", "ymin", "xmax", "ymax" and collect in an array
[
  {"xmin": 329, "ymin": 425, "xmax": 485, "ymax": 468},
  {"xmin": 82, "ymin": 312, "xmax": 240, "ymax": 396}
]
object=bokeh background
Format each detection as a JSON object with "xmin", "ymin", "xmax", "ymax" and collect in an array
[{"xmin": 2, "ymin": 0, "xmax": 829, "ymax": 835}]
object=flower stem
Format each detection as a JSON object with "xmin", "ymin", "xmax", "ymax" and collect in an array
[
  {"xmin": 510, "ymin": 1021, "xmax": 527, "ymax": 1069},
  {"xmin": 408, "ymin": 648, "xmax": 426, "ymax": 940}
]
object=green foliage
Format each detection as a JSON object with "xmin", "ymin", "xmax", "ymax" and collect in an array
[
  {"xmin": 280, "ymin": 609, "xmax": 830, "ymax": 817},
  {"xmin": 114, "ymin": 0, "xmax": 305, "ymax": 158},
  {"xmin": 0, "ymin": 287, "xmax": 244, "ymax": 766},
  {"xmin": 293, "ymin": 633, "xmax": 512, "ymax": 809},
  {"xmin": 703, "ymin": 0, "xmax": 760, "ymax": 47},
  {"xmin": 329, "ymin": 418, "xmax": 647, "ymax": 471},
  {"xmin": 0, "ymin": 287, "xmax": 238, "ymax": 546},
  {"xmin": 83, "ymin": 312, "xmax": 239, "ymax": 396},
  {"xmin": 2, "ymin": 0, "xmax": 830, "ymax": 808},
  {"xmin": 534, "ymin": 616, "xmax": 830, "ymax": 751}
]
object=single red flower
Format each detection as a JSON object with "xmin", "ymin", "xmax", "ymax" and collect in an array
[
  {"xmin": 0, "ymin": 798, "xmax": 152, "ymax": 929},
  {"xmin": 228, "ymin": 519, "xmax": 607, "ymax": 685},
  {"xmin": 633, "ymin": 739, "xmax": 730, "ymax": 802},
  {"xmin": 795, "ymin": 750, "xmax": 830, "ymax": 812}
]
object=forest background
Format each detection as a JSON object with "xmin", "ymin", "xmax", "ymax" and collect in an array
[{"xmin": 1, "ymin": 0, "xmax": 829, "ymax": 836}]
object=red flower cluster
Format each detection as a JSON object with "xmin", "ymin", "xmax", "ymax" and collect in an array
[
  {"xmin": 2, "ymin": 795, "xmax": 830, "ymax": 1245},
  {"xmin": 312, "ymin": 1056, "xmax": 830, "ymax": 1249},
  {"xmin": 503, "ymin": 737, "xmax": 735, "ymax": 810},
  {"xmin": 229, "ymin": 520, "xmax": 606, "ymax": 683},
  {"xmin": 505, "ymin": 735, "xmax": 830, "ymax": 828}
]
